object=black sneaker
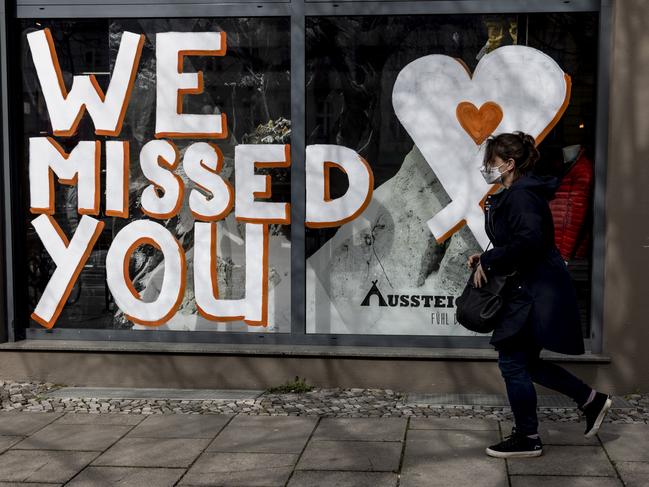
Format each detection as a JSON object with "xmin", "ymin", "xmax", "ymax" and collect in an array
[
  {"xmin": 580, "ymin": 392, "xmax": 612, "ymax": 438},
  {"xmin": 485, "ymin": 428, "xmax": 543, "ymax": 458}
]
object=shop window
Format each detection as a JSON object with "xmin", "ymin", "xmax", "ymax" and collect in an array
[
  {"xmin": 305, "ymin": 13, "xmax": 598, "ymax": 337},
  {"xmin": 19, "ymin": 18, "xmax": 291, "ymax": 333}
]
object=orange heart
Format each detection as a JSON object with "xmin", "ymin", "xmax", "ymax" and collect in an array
[{"xmin": 456, "ymin": 101, "xmax": 503, "ymax": 145}]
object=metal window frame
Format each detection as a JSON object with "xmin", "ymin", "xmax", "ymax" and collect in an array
[{"xmin": 1, "ymin": 0, "xmax": 610, "ymax": 352}]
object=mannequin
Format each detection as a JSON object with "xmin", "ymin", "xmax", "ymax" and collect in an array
[
  {"xmin": 562, "ymin": 144, "xmax": 582, "ymax": 165},
  {"xmin": 549, "ymin": 144, "xmax": 594, "ymax": 264}
]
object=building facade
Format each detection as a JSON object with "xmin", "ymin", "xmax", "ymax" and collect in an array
[{"xmin": 0, "ymin": 0, "xmax": 647, "ymax": 395}]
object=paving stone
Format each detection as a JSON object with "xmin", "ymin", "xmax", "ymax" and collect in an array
[
  {"xmin": 400, "ymin": 429, "xmax": 506, "ymax": 487},
  {"xmin": 287, "ymin": 470, "xmax": 398, "ymax": 487},
  {"xmin": 92, "ymin": 437, "xmax": 210, "ymax": 468},
  {"xmin": 510, "ymin": 476, "xmax": 623, "ymax": 487},
  {"xmin": 56, "ymin": 413, "xmax": 146, "ymax": 426},
  {"xmin": 400, "ymin": 456, "xmax": 507, "ymax": 487},
  {"xmin": 0, "ymin": 450, "xmax": 97, "ymax": 483},
  {"xmin": 127, "ymin": 413, "xmax": 232, "ymax": 438},
  {"xmin": 409, "ymin": 417, "xmax": 499, "ymax": 431},
  {"xmin": 312, "ymin": 417, "xmax": 406, "ymax": 441},
  {"xmin": 536, "ymin": 422, "xmax": 600, "ymax": 445},
  {"xmin": 296, "ymin": 440, "xmax": 401, "ymax": 471},
  {"xmin": 598, "ymin": 423, "xmax": 649, "ymax": 462},
  {"xmin": 13, "ymin": 423, "xmax": 131, "ymax": 451},
  {"xmin": 615, "ymin": 461, "xmax": 649, "ymax": 487},
  {"xmin": 207, "ymin": 415, "xmax": 316, "ymax": 453},
  {"xmin": 406, "ymin": 428, "xmax": 500, "ymax": 454},
  {"xmin": 0, "ymin": 438, "xmax": 21, "ymax": 454},
  {"xmin": 180, "ymin": 452, "xmax": 297, "ymax": 486},
  {"xmin": 0, "ymin": 412, "xmax": 62, "ymax": 436},
  {"xmin": 507, "ymin": 446, "xmax": 616, "ymax": 476},
  {"xmin": 0, "ymin": 483, "xmax": 62, "ymax": 486},
  {"xmin": 66, "ymin": 466, "xmax": 185, "ymax": 486},
  {"xmin": 46, "ymin": 387, "xmax": 264, "ymax": 401}
]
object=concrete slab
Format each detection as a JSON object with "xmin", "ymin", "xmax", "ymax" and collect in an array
[
  {"xmin": 56, "ymin": 413, "xmax": 146, "ymax": 426},
  {"xmin": 0, "ymin": 450, "xmax": 97, "ymax": 483},
  {"xmin": 46, "ymin": 387, "xmax": 264, "ymax": 401},
  {"xmin": 180, "ymin": 452, "xmax": 297, "ymax": 486},
  {"xmin": 400, "ymin": 457, "xmax": 507, "ymax": 487},
  {"xmin": 409, "ymin": 417, "xmax": 499, "ymax": 431},
  {"xmin": 127, "ymin": 413, "xmax": 232, "ymax": 438},
  {"xmin": 1, "ymin": 339, "xmax": 612, "ymax": 362},
  {"xmin": 598, "ymin": 423, "xmax": 649, "ymax": 462},
  {"xmin": 0, "ymin": 483, "xmax": 61, "ymax": 486},
  {"xmin": 287, "ymin": 470, "xmax": 398, "ymax": 487},
  {"xmin": 400, "ymin": 429, "xmax": 506, "ymax": 487},
  {"xmin": 0, "ymin": 438, "xmax": 22, "ymax": 454},
  {"xmin": 66, "ymin": 466, "xmax": 185, "ymax": 486},
  {"xmin": 615, "ymin": 461, "xmax": 649, "ymax": 487},
  {"xmin": 296, "ymin": 440, "xmax": 402, "ymax": 471},
  {"xmin": 406, "ymin": 393, "xmax": 633, "ymax": 409},
  {"xmin": 13, "ymin": 423, "xmax": 132, "ymax": 451},
  {"xmin": 92, "ymin": 437, "xmax": 210, "ymax": 468},
  {"xmin": 312, "ymin": 417, "xmax": 406, "ymax": 441},
  {"xmin": 0, "ymin": 412, "xmax": 62, "ymax": 436},
  {"xmin": 510, "ymin": 476, "xmax": 623, "ymax": 487},
  {"xmin": 405, "ymin": 428, "xmax": 501, "ymax": 455},
  {"xmin": 507, "ymin": 446, "xmax": 616, "ymax": 477},
  {"xmin": 207, "ymin": 415, "xmax": 316, "ymax": 454},
  {"xmin": 536, "ymin": 422, "xmax": 600, "ymax": 445}
]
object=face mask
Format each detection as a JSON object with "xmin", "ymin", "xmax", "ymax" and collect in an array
[{"xmin": 480, "ymin": 161, "xmax": 511, "ymax": 184}]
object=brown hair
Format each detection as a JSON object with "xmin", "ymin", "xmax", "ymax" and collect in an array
[{"xmin": 483, "ymin": 131, "xmax": 540, "ymax": 177}]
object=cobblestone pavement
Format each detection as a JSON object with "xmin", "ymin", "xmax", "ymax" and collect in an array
[
  {"xmin": 0, "ymin": 381, "xmax": 648, "ymax": 424},
  {"xmin": 0, "ymin": 410, "xmax": 646, "ymax": 486}
]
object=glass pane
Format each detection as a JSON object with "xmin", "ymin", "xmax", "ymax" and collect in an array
[
  {"xmin": 20, "ymin": 17, "xmax": 291, "ymax": 332},
  {"xmin": 305, "ymin": 13, "xmax": 598, "ymax": 337}
]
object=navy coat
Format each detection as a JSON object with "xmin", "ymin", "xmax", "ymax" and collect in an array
[{"xmin": 479, "ymin": 174, "xmax": 585, "ymax": 355}]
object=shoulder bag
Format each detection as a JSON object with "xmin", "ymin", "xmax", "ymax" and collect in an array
[{"xmin": 455, "ymin": 242, "xmax": 517, "ymax": 334}]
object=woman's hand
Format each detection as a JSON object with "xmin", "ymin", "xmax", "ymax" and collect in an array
[
  {"xmin": 467, "ymin": 253, "xmax": 488, "ymax": 287},
  {"xmin": 473, "ymin": 263, "xmax": 488, "ymax": 288},
  {"xmin": 467, "ymin": 253, "xmax": 481, "ymax": 270}
]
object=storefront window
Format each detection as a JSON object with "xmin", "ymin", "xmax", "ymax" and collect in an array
[
  {"xmin": 19, "ymin": 18, "xmax": 291, "ymax": 332},
  {"xmin": 13, "ymin": 8, "xmax": 603, "ymax": 345},
  {"xmin": 305, "ymin": 13, "xmax": 598, "ymax": 337}
]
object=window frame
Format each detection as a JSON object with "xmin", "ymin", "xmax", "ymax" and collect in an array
[{"xmin": 0, "ymin": 0, "xmax": 611, "ymax": 353}]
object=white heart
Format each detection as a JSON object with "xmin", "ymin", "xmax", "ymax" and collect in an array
[{"xmin": 392, "ymin": 45, "xmax": 571, "ymax": 250}]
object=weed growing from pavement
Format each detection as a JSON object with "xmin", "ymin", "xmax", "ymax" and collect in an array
[{"xmin": 266, "ymin": 376, "xmax": 314, "ymax": 394}]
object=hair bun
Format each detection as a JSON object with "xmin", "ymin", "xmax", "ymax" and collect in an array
[
  {"xmin": 515, "ymin": 131, "xmax": 536, "ymax": 148},
  {"xmin": 484, "ymin": 131, "xmax": 540, "ymax": 175}
]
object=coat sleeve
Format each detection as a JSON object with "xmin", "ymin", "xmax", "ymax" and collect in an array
[{"xmin": 479, "ymin": 190, "xmax": 547, "ymax": 275}]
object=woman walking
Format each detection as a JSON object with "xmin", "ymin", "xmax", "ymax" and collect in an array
[{"xmin": 467, "ymin": 131, "xmax": 612, "ymax": 459}]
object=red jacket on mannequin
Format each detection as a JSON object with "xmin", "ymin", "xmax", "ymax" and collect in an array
[{"xmin": 549, "ymin": 147, "xmax": 594, "ymax": 262}]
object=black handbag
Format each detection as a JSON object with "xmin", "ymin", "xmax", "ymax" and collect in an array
[{"xmin": 456, "ymin": 246, "xmax": 517, "ymax": 334}]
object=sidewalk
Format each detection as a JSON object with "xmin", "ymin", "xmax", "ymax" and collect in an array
[{"xmin": 0, "ymin": 411, "xmax": 646, "ymax": 486}]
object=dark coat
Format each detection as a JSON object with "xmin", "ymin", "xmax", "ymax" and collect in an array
[{"xmin": 479, "ymin": 174, "xmax": 585, "ymax": 355}]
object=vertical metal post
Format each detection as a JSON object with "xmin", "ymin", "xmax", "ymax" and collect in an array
[
  {"xmin": 0, "ymin": 0, "xmax": 14, "ymax": 342},
  {"xmin": 589, "ymin": 0, "xmax": 613, "ymax": 354},
  {"xmin": 290, "ymin": 0, "xmax": 306, "ymax": 337}
]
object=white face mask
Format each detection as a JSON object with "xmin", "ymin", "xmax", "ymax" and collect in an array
[{"xmin": 480, "ymin": 161, "xmax": 511, "ymax": 184}]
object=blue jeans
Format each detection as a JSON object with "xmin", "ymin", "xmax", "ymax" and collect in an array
[{"xmin": 495, "ymin": 325, "xmax": 592, "ymax": 436}]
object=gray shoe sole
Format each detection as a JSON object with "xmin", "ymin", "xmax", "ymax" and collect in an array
[{"xmin": 584, "ymin": 396, "xmax": 612, "ymax": 438}]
